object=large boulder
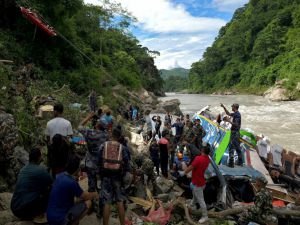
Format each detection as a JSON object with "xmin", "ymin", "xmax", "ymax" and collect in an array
[
  {"xmin": 0, "ymin": 108, "xmax": 19, "ymax": 162},
  {"xmin": 296, "ymin": 82, "xmax": 300, "ymax": 92},
  {"xmin": 0, "ymin": 193, "xmax": 17, "ymax": 225},
  {"xmin": 154, "ymin": 176, "xmax": 174, "ymax": 194},
  {"xmin": 154, "ymin": 99, "xmax": 182, "ymax": 116},
  {"xmin": 6, "ymin": 146, "xmax": 29, "ymax": 188},
  {"xmin": 264, "ymin": 79, "xmax": 294, "ymax": 101},
  {"xmin": 0, "ymin": 192, "xmax": 12, "ymax": 211},
  {"xmin": 138, "ymin": 88, "xmax": 157, "ymax": 105},
  {"xmin": 264, "ymin": 86, "xmax": 290, "ymax": 101}
]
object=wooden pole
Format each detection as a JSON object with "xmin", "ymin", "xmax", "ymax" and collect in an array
[{"xmin": 0, "ymin": 60, "xmax": 14, "ymax": 63}]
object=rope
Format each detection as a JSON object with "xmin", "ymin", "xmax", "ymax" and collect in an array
[
  {"xmin": 18, "ymin": 0, "xmax": 120, "ymax": 89},
  {"xmin": 19, "ymin": 0, "xmax": 99, "ymax": 67},
  {"xmin": 32, "ymin": 25, "xmax": 37, "ymax": 41}
]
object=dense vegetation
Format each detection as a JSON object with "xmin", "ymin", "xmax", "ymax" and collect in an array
[
  {"xmin": 189, "ymin": 0, "xmax": 300, "ymax": 97},
  {"xmin": 160, "ymin": 68, "xmax": 189, "ymax": 92},
  {"xmin": 0, "ymin": 0, "xmax": 163, "ymax": 96},
  {"xmin": 0, "ymin": 0, "xmax": 164, "ymax": 148}
]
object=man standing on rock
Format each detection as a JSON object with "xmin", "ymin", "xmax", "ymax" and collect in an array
[
  {"xmin": 220, "ymin": 103, "xmax": 243, "ymax": 167},
  {"xmin": 184, "ymin": 145, "xmax": 210, "ymax": 224},
  {"xmin": 45, "ymin": 102, "xmax": 73, "ymax": 144},
  {"xmin": 98, "ymin": 127, "xmax": 130, "ymax": 225},
  {"xmin": 78, "ymin": 112, "xmax": 109, "ymax": 192}
]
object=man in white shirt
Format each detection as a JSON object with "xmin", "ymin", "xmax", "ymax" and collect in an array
[{"xmin": 45, "ymin": 103, "xmax": 73, "ymax": 144}]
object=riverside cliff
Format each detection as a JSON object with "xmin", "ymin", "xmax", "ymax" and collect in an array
[{"xmin": 188, "ymin": 0, "xmax": 300, "ymax": 99}]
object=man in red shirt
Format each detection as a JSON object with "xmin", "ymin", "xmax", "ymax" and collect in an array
[{"xmin": 184, "ymin": 145, "xmax": 210, "ymax": 224}]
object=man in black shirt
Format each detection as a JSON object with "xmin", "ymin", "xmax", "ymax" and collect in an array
[{"xmin": 221, "ymin": 103, "xmax": 243, "ymax": 167}]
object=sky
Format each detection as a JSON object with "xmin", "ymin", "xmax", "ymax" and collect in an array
[{"xmin": 84, "ymin": 0, "xmax": 249, "ymax": 69}]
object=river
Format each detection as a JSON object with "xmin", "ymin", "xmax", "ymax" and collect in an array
[{"xmin": 159, "ymin": 93, "xmax": 300, "ymax": 153}]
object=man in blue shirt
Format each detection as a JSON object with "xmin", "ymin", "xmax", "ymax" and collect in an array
[
  {"xmin": 11, "ymin": 148, "xmax": 52, "ymax": 220},
  {"xmin": 221, "ymin": 103, "xmax": 243, "ymax": 167},
  {"xmin": 47, "ymin": 155, "xmax": 98, "ymax": 225}
]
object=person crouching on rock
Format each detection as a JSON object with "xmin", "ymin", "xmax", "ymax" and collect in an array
[
  {"xmin": 11, "ymin": 147, "xmax": 53, "ymax": 221},
  {"xmin": 47, "ymin": 154, "xmax": 98, "ymax": 225},
  {"xmin": 238, "ymin": 176, "xmax": 278, "ymax": 225}
]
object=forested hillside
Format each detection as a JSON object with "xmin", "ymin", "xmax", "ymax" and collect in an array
[
  {"xmin": 160, "ymin": 68, "xmax": 189, "ymax": 92},
  {"xmin": 0, "ymin": 0, "xmax": 163, "ymax": 96},
  {"xmin": 189, "ymin": 0, "xmax": 300, "ymax": 98},
  {"xmin": 160, "ymin": 68, "xmax": 189, "ymax": 80}
]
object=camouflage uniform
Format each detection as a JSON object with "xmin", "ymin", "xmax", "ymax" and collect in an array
[
  {"xmin": 141, "ymin": 158, "xmax": 155, "ymax": 179},
  {"xmin": 164, "ymin": 127, "xmax": 176, "ymax": 169},
  {"xmin": 182, "ymin": 127, "xmax": 194, "ymax": 143},
  {"xmin": 238, "ymin": 187, "xmax": 277, "ymax": 225},
  {"xmin": 192, "ymin": 124, "xmax": 206, "ymax": 149}
]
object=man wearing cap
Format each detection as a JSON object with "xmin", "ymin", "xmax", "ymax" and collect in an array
[
  {"xmin": 220, "ymin": 103, "xmax": 243, "ymax": 167},
  {"xmin": 238, "ymin": 176, "xmax": 278, "ymax": 225}
]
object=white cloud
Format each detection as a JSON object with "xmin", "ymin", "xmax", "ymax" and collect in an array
[
  {"xmin": 212, "ymin": 0, "xmax": 248, "ymax": 13},
  {"xmin": 84, "ymin": 0, "xmax": 231, "ymax": 69},
  {"xmin": 87, "ymin": 0, "xmax": 226, "ymax": 33},
  {"xmin": 140, "ymin": 33, "xmax": 214, "ymax": 69}
]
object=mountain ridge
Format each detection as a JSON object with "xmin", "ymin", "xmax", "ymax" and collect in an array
[{"xmin": 188, "ymin": 0, "xmax": 300, "ymax": 99}]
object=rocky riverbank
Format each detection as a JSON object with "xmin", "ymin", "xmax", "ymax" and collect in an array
[{"xmin": 0, "ymin": 84, "xmax": 186, "ymax": 225}]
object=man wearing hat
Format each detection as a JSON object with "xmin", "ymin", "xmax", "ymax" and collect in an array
[
  {"xmin": 220, "ymin": 103, "xmax": 243, "ymax": 167},
  {"xmin": 238, "ymin": 176, "xmax": 278, "ymax": 225}
]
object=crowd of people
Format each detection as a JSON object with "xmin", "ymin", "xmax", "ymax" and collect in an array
[{"xmin": 9, "ymin": 101, "xmax": 278, "ymax": 225}]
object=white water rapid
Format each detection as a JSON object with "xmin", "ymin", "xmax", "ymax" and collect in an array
[{"xmin": 159, "ymin": 93, "xmax": 300, "ymax": 153}]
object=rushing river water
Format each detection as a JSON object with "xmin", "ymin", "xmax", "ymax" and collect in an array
[{"xmin": 159, "ymin": 93, "xmax": 300, "ymax": 153}]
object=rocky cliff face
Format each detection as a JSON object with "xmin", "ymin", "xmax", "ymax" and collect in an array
[
  {"xmin": 264, "ymin": 79, "xmax": 297, "ymax": 101},
  {"xmin": 0, "ymin": 108, "xmax": 29, "ymax": 192}
]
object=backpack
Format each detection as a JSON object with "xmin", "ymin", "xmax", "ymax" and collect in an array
[
  {"xmin": 86, "ymin": 129, "xmax": 107, "ymax": 154},
  {"xmin": 102, "ymin": 141, "xmax": 123, "ymax": 173}
]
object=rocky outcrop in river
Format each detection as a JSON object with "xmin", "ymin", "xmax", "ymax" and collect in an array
[{"xmin": 263, "ymin": 79, "xmax": 297, "ymax": 101}]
